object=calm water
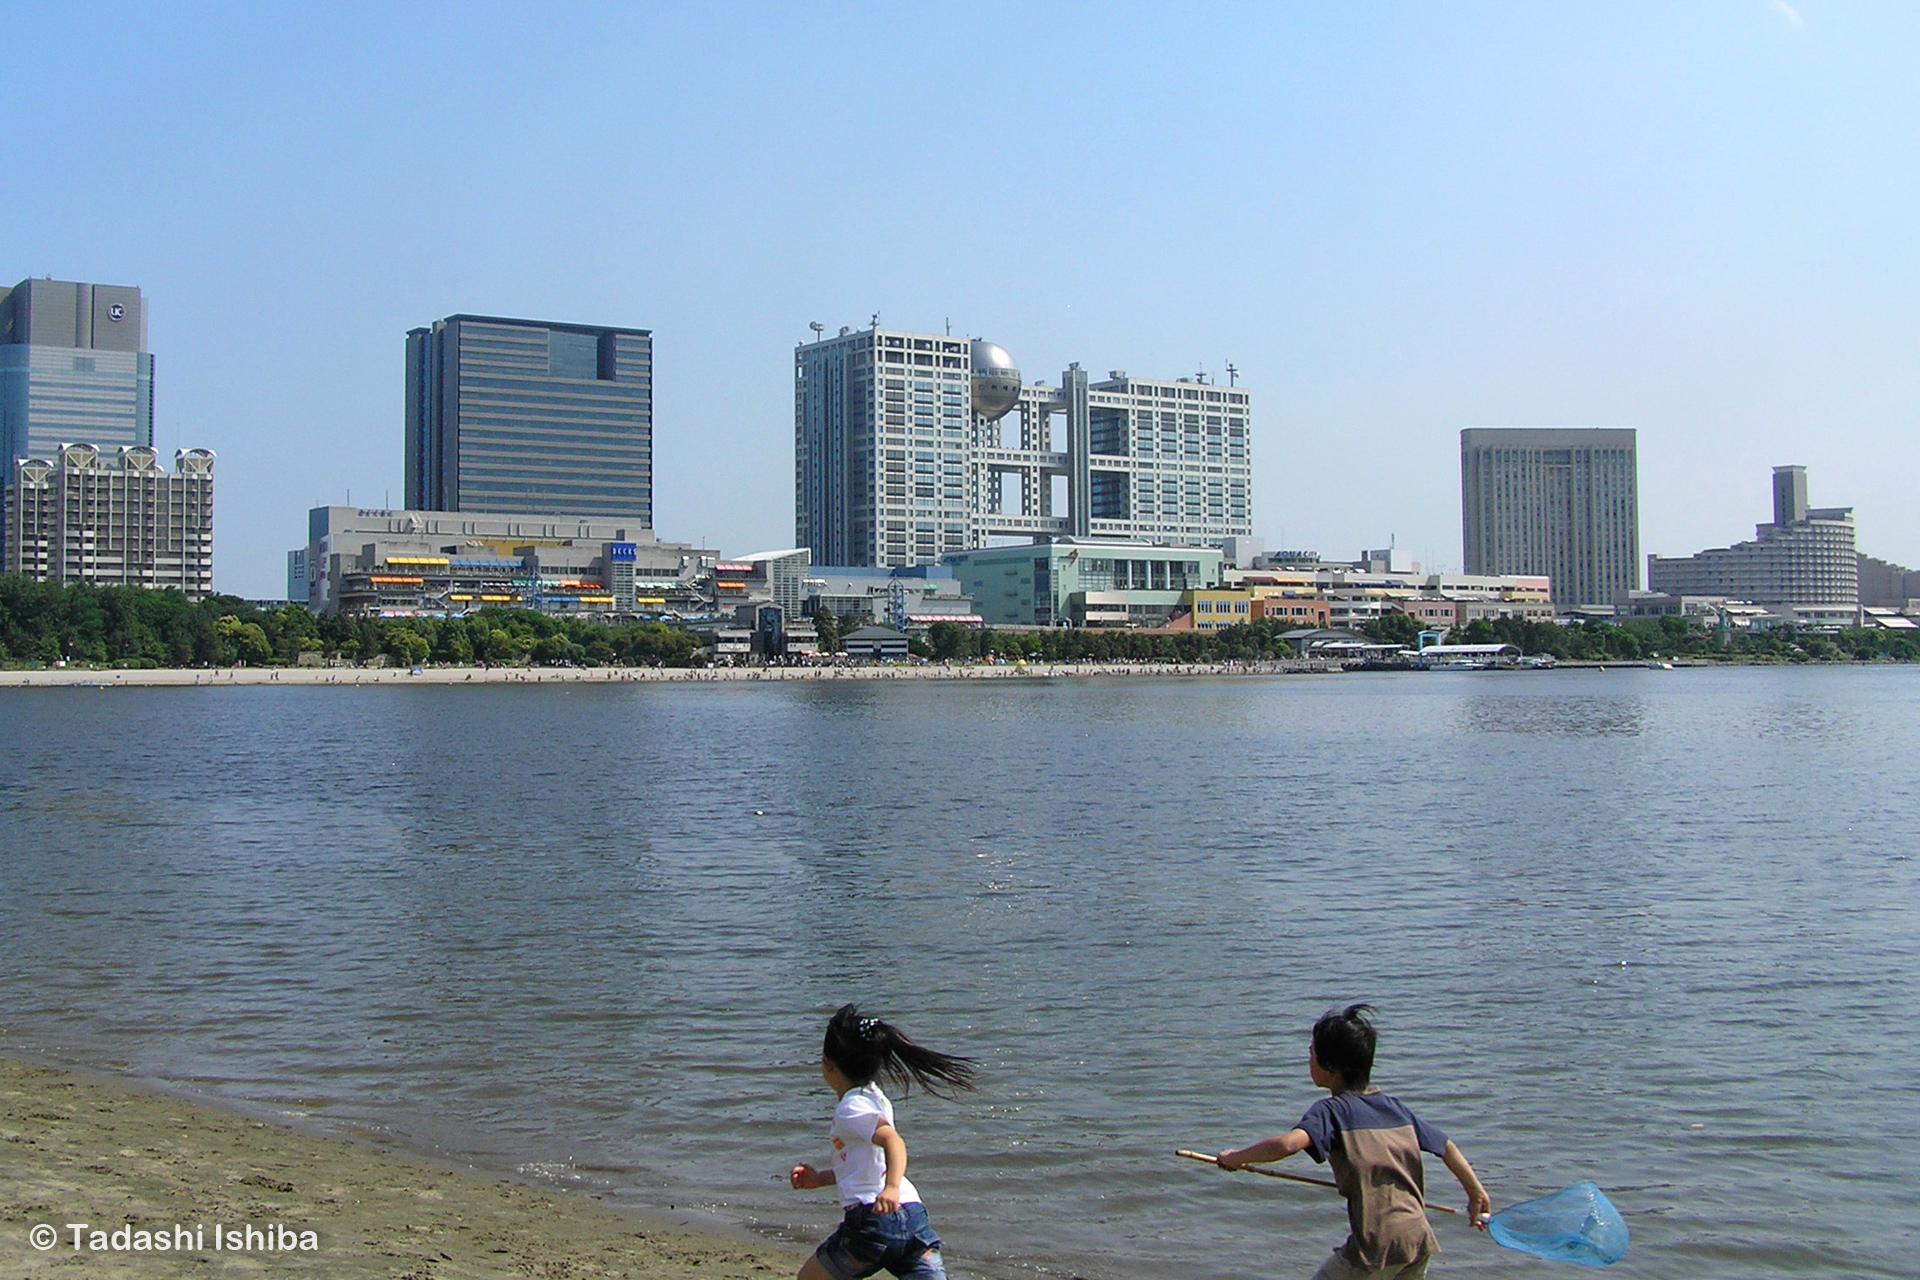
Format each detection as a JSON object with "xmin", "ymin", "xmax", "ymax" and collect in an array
[{"xmin": 1, "ymin": 669, "xmax": 1915, "ymax": 1279}]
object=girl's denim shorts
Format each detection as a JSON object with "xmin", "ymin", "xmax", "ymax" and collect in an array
[{"xmin": 814, "ymin": 1200, "xmax": 946, "ymax": 1280}]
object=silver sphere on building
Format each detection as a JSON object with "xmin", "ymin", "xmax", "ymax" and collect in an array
[{"xmin": 970, "ymin": 339, "xmax": 1022, "ymax": 422}]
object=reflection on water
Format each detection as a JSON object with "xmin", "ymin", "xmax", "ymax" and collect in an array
[
  {"xmin": 1, "ymin": 668, "xmax": 1916, "ymax": 1280},
  {"xmin": 1462, "ymin": 693, "xmax": 1652, "ymax": 737}
]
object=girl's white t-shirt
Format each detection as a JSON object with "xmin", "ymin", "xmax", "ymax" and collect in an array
[{"xmin": 830, "ymin": 1084, "xmax": 920, "ymax": 1209}]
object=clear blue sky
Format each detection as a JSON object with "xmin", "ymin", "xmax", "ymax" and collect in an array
[{"xmin": 8, "ymin": 1, "xmax": 1917, "ymax": 597}]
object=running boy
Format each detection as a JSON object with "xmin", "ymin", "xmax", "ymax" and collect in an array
[{"xmin": 1217, "ymin": 1004, "xmax": 1492, "ymax": 1279}]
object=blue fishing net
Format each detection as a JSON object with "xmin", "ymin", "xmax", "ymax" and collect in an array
[{"xmin": 1488, "ymin": 1181, "xmax": 1629, "ymax": 1267}]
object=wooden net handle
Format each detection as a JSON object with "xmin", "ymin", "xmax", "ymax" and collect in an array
[{"xmin": 1176, "ymin": 1148, "xmax": 1458, "ymax": 1214}]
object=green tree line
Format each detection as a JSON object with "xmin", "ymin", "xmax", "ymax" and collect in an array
[
  {"xmin": 4, "ymin": 576, "xmax": 1909, "ymax": 669},
  {"xmin": 912, "ymin": 617, "xmax": 1329, "ymax": 663},
  {"xmin": 0, "ymin": 576, "xmax": 702, "ymax": 668},
  {"xmin": 1366, "ymin": 610, "xmax": 1919, "ymax": 662}
]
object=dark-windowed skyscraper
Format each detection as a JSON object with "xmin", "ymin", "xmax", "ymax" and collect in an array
[
  {"xmin": 1, "ymin": 278, "xmax": 154, "ymax": 467},
  {"xmin": 405, "ymin": 314, "xmax": 652, "ymax": 523}
]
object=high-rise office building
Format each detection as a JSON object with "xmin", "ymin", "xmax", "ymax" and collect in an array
[
  {"xmin": 1646, "ymin": 465, "xmax": 1857, "ymax": 609},
  {"xmin": 1, "ymin": 278, "xmax": 154, "ymax": 468},
  {"xmin": 796, "ymin": 325, "xmax": 1252, "ymax": 568},
  {"xmin": 1460, "ymin": 427, "xmax": 1639, "ymax": 609},
  {"xmin": 406, "ymin": 314, "xmax": 652, "ymax": 523}
]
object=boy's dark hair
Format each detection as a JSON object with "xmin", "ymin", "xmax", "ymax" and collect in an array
[
  {"xmin": 823, "ymin": 1004, "xmax": 978, "ymax": 1098},
  {"xmin": 1312, "ymin": 1003, "xmax": 1378, "ymax": 1090}
]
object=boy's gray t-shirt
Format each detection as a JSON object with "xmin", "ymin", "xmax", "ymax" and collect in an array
[{"xmin": 1296, "ymin": 1090, "xmax": 1450, "ymax": 1270}]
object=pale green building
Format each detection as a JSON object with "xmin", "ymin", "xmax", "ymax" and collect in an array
[{"xmin": 945, "ymin": 539, "xmax": 1224, "ymax": 628}]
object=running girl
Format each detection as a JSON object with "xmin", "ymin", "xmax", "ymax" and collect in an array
[{"xmin": 789, "ymin": 1004, "xmax": 977, "ymax": 1280}]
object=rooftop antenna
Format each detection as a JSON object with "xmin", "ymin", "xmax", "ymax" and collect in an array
[
  {"xmin": 809, "ymin": 321, "xmax": 824, "ymax": 342},
  {"xmin": 945, "ymin": 317, "xmax": 951, "ymax": 335},
  {"xmin": 1225, "ymin": 361, "xmax": 1239, "ymax": 387},
  {"xmin": 1195, "ymin": 366, "xmax": 1209, "ymax": 385},
  {"xmin": 871, "ymin": 312, "xmax": 880, "ymax": 330}
]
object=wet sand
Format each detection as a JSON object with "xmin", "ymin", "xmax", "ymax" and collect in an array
[{"xmin": 0, "ymin": 1054, "xmax": 802, "ymax": 1278}]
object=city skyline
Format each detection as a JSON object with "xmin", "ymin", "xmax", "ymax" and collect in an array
[{"xmin": 8, "ymin": 5, "xmax": 1920, "ymax": 597}]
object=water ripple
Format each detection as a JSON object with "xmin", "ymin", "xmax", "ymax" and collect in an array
[{"xmin": 0, "ymin": 668, "xmax": 1915, "ymax": 1279}]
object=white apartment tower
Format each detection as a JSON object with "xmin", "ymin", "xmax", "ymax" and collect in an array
[
  {"xmin": 4, "ymin": 443, "xmax": 215, "ymax": 599},
  {"xmin": 796, "ymin": 325, "xmax": 1253, "ymax": 568}
]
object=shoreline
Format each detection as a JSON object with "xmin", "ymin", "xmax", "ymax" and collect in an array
[
  {"xmin": 0, "ymin": 657, "xmax": 1854, "ymax": 688},
  {"xmin": 0, "ymin": 659, "xmax": 1345, "ymax": 688},
  {"xmin": 0, "ymin": 1050, "xmax": 804, "ymax": 1278}
]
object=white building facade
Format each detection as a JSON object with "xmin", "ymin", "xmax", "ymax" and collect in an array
[
  {"xmin": 1646, "ymin": 466, "xmax": 1857, "ymax": 611},
  {"xmin": 4, "ymin": 444, "xmax": 215, "ymax": 599},
  {"xmin": 796, "ymin": 325, "xmax": 1252, "ymax": 569}
]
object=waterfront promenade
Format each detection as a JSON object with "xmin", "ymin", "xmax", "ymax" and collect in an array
[{"xmin": 1, "ymin": 659, "xmax": 1344, "ymax": 688}]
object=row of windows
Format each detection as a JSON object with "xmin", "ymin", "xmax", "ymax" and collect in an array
[
  {"xmin": 875, "ymin": 351, "xmax": 968, "ymax": 368},
  {"xmin": 17, "ymin": 508, "xmax": 209, "ymax": 521},
  {"xmin": 460, "ymin": 432, "xmax": 650, "ymax": 456},
  {"xmin": 455, "ymin": 352, "xmax": 651, "ymax": 379},
  {"xmin": 22, "ymin": 493, "xmax": 207, "ymax": 506},
  {"xmin": 460, "ymin": 380, "xmax": 650, "ymax": 405},
  {"xmin": 21, "ymin": 374, "xmax": 143, "ymax": 395},
  {"xmin": 879, "ymin": 337, "xmax": 969, "ymax": 352},
  {"xmin": 459, "ymin": 467, "xmax": 650, "ymax": 490},
  {"xmin": 456, "ymin": 324, "xmax": 646, "ymax": 343},
  {"xmin": 457, "ymin": 367, "xmax": 651, "ymax": 388},
  {"xmin": 459, "ymin": 424, "xmax": 650, "ymax": 449},
  {"xmin": 1118, "ymin": 384, "xmax": 1249, "ymax": 404},
  {"xmin": 1134, "ymin": 412, "xmax": 1246, "ymax": 425},
  {"xmin": 460, "ymin": 484, "xmax": 651, "ymax": 504}
]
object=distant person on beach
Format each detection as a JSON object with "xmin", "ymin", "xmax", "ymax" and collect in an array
[
  {"xmin": 1216, "ymin": 1004, "xmax": 1491, "ymax": 1279},
  {"xmin": 789, "ymin": 1005, "xmax": 977, "ymax": 1280}
]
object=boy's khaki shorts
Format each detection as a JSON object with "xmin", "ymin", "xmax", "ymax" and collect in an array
[{"xmin": 1310, "ymin": 1250, "xmax": 1430, "ymax": 1280}]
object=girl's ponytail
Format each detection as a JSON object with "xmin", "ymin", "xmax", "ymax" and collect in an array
[{"xmin": 823, "ymin": 1004, "xmax": 978, "ymax": 1098}]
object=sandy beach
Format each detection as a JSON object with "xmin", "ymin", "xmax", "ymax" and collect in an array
[
  {"xmin": 2, "ymin": 659, "xmax": 1337, "ymax": 688},
  {"xmin": 0, "ymin": 1055, "xmax": 802, "ymax": 1279}
]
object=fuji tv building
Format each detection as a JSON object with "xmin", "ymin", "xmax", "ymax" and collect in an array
[{"xmin": 794, "ymin": 324, "xmax": 1252, "ymax": 569}]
